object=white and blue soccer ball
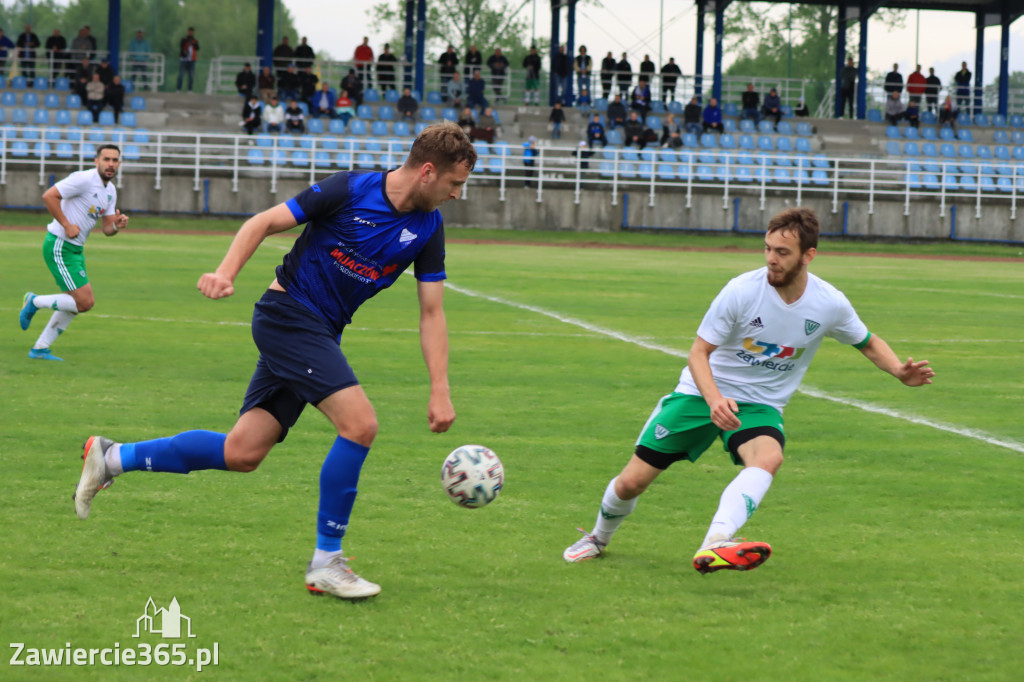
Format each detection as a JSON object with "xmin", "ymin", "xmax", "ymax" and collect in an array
[{"xmin": 441, "ymin": 445, "xmax": 504, "ymax": 508}]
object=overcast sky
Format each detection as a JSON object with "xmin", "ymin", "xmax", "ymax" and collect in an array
[{"xmin": 286, "ymin": 0, "xmax": 1024, "ymax": 82}]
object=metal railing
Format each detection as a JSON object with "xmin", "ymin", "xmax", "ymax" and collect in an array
[
  {"xmin": 0, "ymin": 127, "xmax": 1019, "ymax": 225},
  {"xmin": 2, "ymin": 52, "xmax": 164, "ymax": 92}
]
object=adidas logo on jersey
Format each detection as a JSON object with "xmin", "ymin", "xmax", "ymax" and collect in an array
[
  {"xmin": 750, "ymin": 317, "xmax": 764, "ymax": 328},
  {"xmin": 399, "ymin": 228, "xmax": 417, "ymax": 244}
]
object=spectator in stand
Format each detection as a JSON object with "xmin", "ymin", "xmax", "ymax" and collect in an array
[
  {"xmin": 523, "ymin": 46, "xmax": 542, "ymax": 106},
  {"xmin": 443, "ymin": 71, "xmax": 464, "ymax": 108},
  {"xmin": 885, "ymin": 90, "xmax": 905, "ymax": 125},
  {"xmin": 106, "ymin": 75, "xmax": 125, "ymax": 124},
  {"xmin": 126, "ymin": 29, "xmax": 150, "ymax": 85},
  {"xmin": 466, "ymin": 69, "xmax": 489, "ymax": 113},
  {"xmin": 0, "ymin": 29, "xmax": 13, "ymax": 74},
  {"xmin": 236, "ymin": 63, "xmax": 256, "ymax": 99},
  {"xmin": 953, "ymin": 62, "xmax": 972, "ymax": 114},
  {"xmin": 523, "ymin": 136, "xmax": 537, "ymax": 187},
  {"xmin": 258, "ymin": 66, "xmax": 276, "ymax": 104},
  {"xmin": 577, "ymin": 86, "xmax": 592, "ymax": 114},
  {"xmin": 293, "ymin": 37, "xmax": 315, "ymax": 70},
  {"xmin": 883, "ymin": 63, "xmax": 903, "ymax": 96},
  {"xmin": 278, "ymin": 64, "xmax": 301, "ymax": 104},
  {"xmin": 311, "ymin": 82, "xmax": 337, "ymax": 118},
  {"xmin": 353, "ymin": 36, "xmax": 374, "ymax": 87},
  {"xmin": 606, "ymin": 93, "xmax": 627, "ymax": 129},
  {"xmin": 264, "ymin": 96, "xmax": 285, "ymax": 133},
  {"xmin": 476, "ymin": 107, "xmax": 500, "ymax": 143},
  {"xmin": 464, "ymin": 44, "xmax": 483, "ymax": 79},
  {"xmin": 586, "ymin": 113, "xmax": 606, "ymax": 147},
  {"xmin": 702, "ymin": 97, "xmax": 723, "ymax": 133},
  {"xmin": 906, "ymin": 64, "xmax": 926, "ymax": 104},
  {"xmin": 299, "ymin": 65, "xmax": 319, "ymax": 108},
  {"xmin": 623, "ymin": 110, "xmax": 647, "ymax": 149},
  {"xmin": 74, "ymin": 57, "xmax": 94, "ymax": 100},
  {"xmin": 397, "ymin": 86, "xmax": 418, "ymax": 122},
  {"xmin": 438, "ymin": 45, "xmax": 459, "ymax": 88},
  {"xmin": 284, "ymin": 99, "xmax": 305, "ymax": 134},
  {"xmin": 177, "ymin": 27, "xmax": 199, "ymax": 93},
  {"xmin": 630, "ymin": 76, "xmax": 652, "ymax": 117},
  {"xmin": 273, "ymin": 37, "xmax": 293, "ymax": 81},
  {"xmin": 600, "ymin": 51, "xmax": 617, "ymax": 99},
  {"xmin": 46, "ymin": 28, "xmax": 71, "ymax": 80},
  {"xmin": 575, "ymin": 140, "xmax": 595, "ymax": 169},
  {"xmin": 241, "ymin": 94, "xmax": 262, "ymax": 134},
  {"xmin": 741, "ymin": 83, "xmax": 761, "ymax": 124},
  {"xmin": 548, "ymin": 101, "xmax": 566, "ymax": 139},
  {"xmin": 334, "ymin": 90, "xmax": 355, "ymax": 125},
  {"xmin": 487, "ymin": 47, "xmax": 510, "ymax": 104},
  {"xmin": 684, "ymin": 97, "xmax": 703, "ymax": 134},
  {"xmin": 762, "ymin": 88, "xmax": 782, "ymax": 128},
  {"xmin": 638, "ymin": 54, "xmax": 655, "ymax": 84},
  {"xmin": 938, "ymin": 95, "xmax": 958, "ymax": 133},
  {"xmin": 615, "ymin": 52, "xmax": 632, "ymax": 97},
  {"xmin": 661, "ymin": 112, "xmax": 683, "ymax": 148},
  {"xmin": 553, "ymin": 44, "xmax": 572, "ymax": 104},
  {"xmin": 925, "ymin": 67, "xmax": 941, "ymax": 114},
  {"xmin": 341, "ymin": 68, "xmax": 364, "ymax": 106},
  {"xmin": 377, "ymin": 44, "xmax": 398, "ymax": 92},
  {"xmin": 457, "ymin": 107, "xmax": 476, "ymax": 135},
  {"xmin": 85, "ymin": 72, "xmax": 106, "ymax": 122},
  {"xmin": 839, "ymin": 56, "xmax": 857, "ymax": 119},
  {"xmin": 794, "ymin": 97, "xmax": 809, "ymax": 117},
  {"xmin": 904, "ymin": 99, "xmax": 920, "ymax": 129},
  {"xmin": 70, "ymin": 26, "xmax": 95, "ymax": 61},
  {"xmin": 16, "ymin": 25, "xmax": 40, "ymax": 79},
  {"xmin": 574, "ymin": 45, "xmax": 592, "ymax": 97},
  {"xmin": 660, "ymin": 57, "xmax": 681, "ymax": 103},
  {"xmin": 96, "ymin": 58, "xmax": 114, "ymax": 86}
]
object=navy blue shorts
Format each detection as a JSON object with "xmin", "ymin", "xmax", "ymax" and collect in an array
[{"xmin": 240, "ymin": 289, "xmax": 358, "ymax": 441}]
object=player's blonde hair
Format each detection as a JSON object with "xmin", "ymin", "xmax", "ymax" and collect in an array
[
  {"xmin": 767, "ymin": 207, "xmax": 819, "ymax": 253},
  {"xmin": 406, "ymin": 121, "xmax": 477, "ymax": 173}
]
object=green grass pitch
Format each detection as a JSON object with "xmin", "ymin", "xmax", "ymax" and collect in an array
[{"xmin": 1, "ymin": 219, "xmax": 1022, "ymax": 681}]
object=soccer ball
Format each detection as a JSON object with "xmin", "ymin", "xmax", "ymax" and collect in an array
[{"xmin": 440, "ymin": 445, "xmax": 504, "ymax": 508}]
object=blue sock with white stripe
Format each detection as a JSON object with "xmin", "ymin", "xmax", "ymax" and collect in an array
[
  {"xmin": 315, "ymin": 437, "xmax": 370, "ymax": 554},
  {"xmin": 120, "ymin": 430, "xmax": 228, "ymax": 474}
]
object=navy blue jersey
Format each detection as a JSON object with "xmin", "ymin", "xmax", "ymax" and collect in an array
[{"xmin": 277, "ymin": 170, "xmax": 446, "ymax": 335}]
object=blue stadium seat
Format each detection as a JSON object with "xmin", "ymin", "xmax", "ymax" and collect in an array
[
  {"xmin": 795, "ymin": 121, "xmax": 813, "ymax": 137},
  {"xmin": 132, "ymin": 130, "xmax": 150, "ymax": 143},
  {"xmin": 738, "ymin": 119, "xmax": 755, "ymax": 134},
  {"xmin": 973, "ymin": 113, "xmax": 989, "ymax": 127},
  {"xmin": 43, "ymin": 93, "xmax": 60, "ymax": 108},
  {"xmin": 441, "ymin": 107, "xmax": 457, "ymax": 121},
  {"xmin": 994, "ymin": 129, "xmax": 1010, "ymax": 144},
  {"xmin": 682, "ymin": 132, "xmax": 698, "ymax": 148},
  {"xmin": 1013, "ymin": 131, "xmax": 1024, "ymax": 145},
  {"xmin": 719, "ymin": 134, "xmax": 736, "ymax": 150},
  {"xmin": 32, "ymin": 141, "xmax": 51, "ymax": 157},
  {"xmin": 867, "ymin": 109, "xmax": 883, "ymax": 123},
  {"xmin": 773, "ymin": 167, "xmax": 793, "ymax": 183},
  {"xmin": 121, "ymin": 112, "xmax": 136, "ymax": 127},
  {"xmin": 924, "ymin": 143, "xmax": 942, "ymax": 159},
  {"xmin": 371, "ymin": 120, "xmax": 389, "ymax": 136},
  {"xmin": 905, "ymin": 172, "xmax": 921, "ymax": 189},
  {"xmin": 757, "ymin": 120, "xmax": 774, "ymax": 134},
  {"xmin": 992, "ymin": 114, "xmax": 1006, "ymax": 127},
  {"xmin": 645, "ymin": 115, "xmax": 661, "ymax": 129},
  {"xmin": 781, "ymin": 105, "xmax": 794, "ymax": 118},
  {"xmin": 393, "ymin": 120, "xmax": 411, "ymax": 136},
  {"xmin": 994, "ymin": 145, "xmax": 1011, "ymax": 161},
  {"xmin": 10, "ymin": 76, "xmax": 27, "ymax": 89},
  {"xmin": 10, "ymin": 140, "xmax": 29, "ymax": 156},
  {"xmin": 940, "ymin": 143, "xmax": 956, "ymax": 158},
  {"xmin": 363, "ymin": 89, "xmax": 381, "ymax": 103},
  {"xmin": 723, "ymin": 102, "xmax": 739, "ymax": 117},
  {"xmin": 53, "ymin": 77, "xmax": 70, "ymax": 91},
  {"xmin": 723, "ymin": 118, "xmax": 737, "ymax": 133},
  {"xmin": 276, "ymin": 136, "xmax": 296, "ymax": 149},
  {"xmin": 33, "ymin": 77, "xmax": 49, "ymax": 90},
  {"xmin": 697, "ymin": 150, "xmax": 717, "ymax": 164},
  {"xmin": 0, "ymin": 92, "xmax": 15, "ymax": 106},
  {"xmin": 328, "ymin": 119, "xmax": 346, "ymax": 135},
  {"xmin": 313, "ymin": 150, "xmax": 332, "ymax": 168},
  {"xmin": 123, "ymin": 144, "xmax": 141, "ymax": 161},
  {"xmin": 98, "ymin": 111, "xmax": 115, "ymax": 126},
  {"xmin": 958, "ymin": 144, "xmax": 975, "ymax": 159},
  {"xmin": 957, "ymin": 128, "xmax": 974, "ymax": 142},
  {"xmin": 413, "ymin": 121, "xmax": 429, "ymax": 135},
  {"xmin": 1011, "ymin": 114, "xmax": 1024, "ymax": 128},
  {"xmin": 921, "ymin": 127, "xmax": 937, "ymax": 141},
  {"xmin": 44, "ymin": 128, "xmax": 62, "ymax": 141},
  {"xmin": 130, "ymin": 96, "xmax": 146, "ymax": 111},
  {"xmin": 922, "ymin": 173, "xmax": 940, "ymax": 190},
  {"xmin": 87, "ymin": 128, "xmax": 106, "ymax": 142},
  {"xmin": 773, "ymin": 151, "xmax": 792, "ymax": 167},
  {"xmin": 66, "ymin": 94, "xmax": 82, "ymax": 108},
  {"xmin": 734, "ymin": 166, "xmax": 752, "ymax": 182},
  {"xmin": 306, "ymin": 118, "xmax": 324, "ymax": 134},
  {"xmin": 903, "ymin": 126, "xmax": 919, "ymax": 140},
  {"xmin": 22, "ymin": 92, "xmax": 38, "ymax": 107},
  {"xmin": 777, "ymin": 120, "xmax": 794, "ymax": 136},
  {"xmin": 377, "ymin": 106, "xmax": 395, "ymax": 121},
  {"xmin": 320, "ymin": 137, "xmax": 339, "ymax": 150},
  {"xmin": 425, "ymin": 90, "xmax": 442, "ymax": 105},
  {"xmin": 943, "ymin": 174, "xmax": 959, "ymax": 190},
  {"xmin": 383, "ymin": 89, "xmax": 400, "ymax": 103},
  {"xmin": 885, "ymin": 140, "xmax": 901, "ymax": 156},
  {"xmin": 757, "ymin": 135, "xmax": 774, "ymax": 152},
  {"xmin": 356, "ymin": 104, "xmax": 373, "ymax": 119},
  {"xmin": 959, "ymin": 161, "xmax": 977, "ymax": 175},
  {"xmin": 650, "ymin": 101, "xmax": 666, "ymax": 114},
  {"xmin": 606, "ymin": 129, "xmax": 623, "ymax": 146},
  {"xmin": 695, "ymin": 165, "xmax": 714, "ymax": 182},
  {"xmin": 297, "ymin": 135, "xmax": 315, "ymax": 149},
  {"xmin": 997, "ymin": 177, "xmax": 1013, "ymax": 192},
  {"xmin": 959, "ymin": 174, "xmax": 977, "ymax": 191},
  {"xmin": 812, "ymin": 154, "xmax": 829, "ymax": 169},
  {"xmin": 247, "ymin": 148, "xmax": 266, "ymax": 165},
  {"xmin": 775, "ymin": 136, "xmax": 794, "ymax": 153},
  {"xmin": 738, "ymin": 134, "xmax": 755, "ymax": 151},
  {"xmin": 794, "ymin": 137, "xmax": 811, "ymax": 154},
  {"xmin": 419, "ymin": 106, "xmax": 437, "ymax": 122},
  {"xmin": 976, "ymin": 145, "xmax": 992, "ymax": 160},
  {"xmin": 55, "ymin": 142, "xmax": 74, "ymax": 159},
  {"xmin": 699, "ymin": 133, "xmax": 718, "ymax": 148},
  {"xmin": 12, "ymin": 108, "xmax": 28, "ymax": 124},
  {"xmin": 668, "ymin": 101, "xmax": 683, "ymax": 115},
  {"xmin": 33, "ymin": 109, "xmax": 50, "ymax": 125},
  {"xmin": 290, "ymin": 150, "xmax": 310, "ymax": 167},
  {"xmin": 885, "ymin": 125, "xmax": 900, "ymax": 139},
  {"xmin": 348, "ymin": 119, "xmax": 368, "ymax": 135},
  {"xmin": 903, "ymin": 141, "xmax": 920, "ymax": 157},
  {"xmin": 920, "ymin": 111, "xmax": 936, "ymax": 125},
  {"xmin": 956, "ymin": 113, "xmax": 971, "ymax": 127},
  {"xmin": 255, "ymin": 135, "xmax": 274, "ymax": 148},
  {"xmin": 811, "ymin": 169, "xmax": 829, "ymax": 186}
]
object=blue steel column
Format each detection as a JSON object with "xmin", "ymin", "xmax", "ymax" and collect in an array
[
  {"xmin": 834, "ymin": 0, "xmax": 847, "ymax": 118},
  {"xmin": 695, "ymin": 0, "xmax": 705, "ymax": 100},
  {"xmin": 256, "ymin": 0, "xmax": 275, "ymax": 69},
  {"xmin": 975, "ymin": 11, "xmax": 985, "ymax": 115},
  {"xmin": 565, "ymin": 0, "xmax": 575, "ymax": 105},
  {"xmin": 108, "ymin": 0, "xmax": 121, "ymax": 74},
  {"xmin": 404, "ymin": 1, "xmax": 415, "ymax": 89},
  {"xmin": 999, "ymin": 10, "xmax": 1010, "ymax": 117},
  {"xmin": 416, "ymin": 0, "xmax": 427, "ymax": 96},
  {"xmin": 712, "ymin": 1, "xmax": 726, "ymax": 103},
  {"xmin": 857, "ymin": 4, "xmax": 869, "ymax": 119},
  {"xmin": 549, "ymin": 1, "xmax": 561, "ymax": 106}
]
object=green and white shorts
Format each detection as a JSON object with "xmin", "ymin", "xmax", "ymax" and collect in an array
[
  {"xmin": 634, "ymin": 392, "xmax": 785, "ymax": 469},
  {"xmin": 42, "ymin": 232, "xmax": 88, "ymax": 291}
]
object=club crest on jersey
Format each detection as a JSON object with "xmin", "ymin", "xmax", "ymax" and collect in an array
[
  {"xmin": 654, "ymin": 424, "xmax": 669, "ymax": 440},
  {"xmin": 805, "ymin": 319, "xmax": 821, "ymax": 335},
  {"xmin": 399, "ymin": 228, "xmax": 417, "ymax": 244}
]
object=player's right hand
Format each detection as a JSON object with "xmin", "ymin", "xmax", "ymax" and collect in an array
[
  {"xmin": 64, "ymin": 223, "xmax": 81, "ymax": 239},
  {"xmin": 197, "ymin": 272, "xmax": 235, "ymax": 300},
  {"xmin": 709, "ymin": 396, "xmax": 742, "ymax": 431}
]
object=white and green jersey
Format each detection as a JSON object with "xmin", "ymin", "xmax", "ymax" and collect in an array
[
  {"xmin": 46, "ymin": 169, "xmax": 117, "ymax": 247},
  {"xmin": 676, "ymin": 267, "xmax": 870, "ymax": 413}
]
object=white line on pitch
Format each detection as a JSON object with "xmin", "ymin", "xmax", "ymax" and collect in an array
[{"xmin": 444, "ymin": 282, "xmax": 1024, "ymax": 455}]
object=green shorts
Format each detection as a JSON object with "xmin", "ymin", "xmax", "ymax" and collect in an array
[
  {"xmin": 525, "ymin": 77, "xmax": 540, "ymax": 90},
  {"xmin": 42, "ymin": 232, "xmax": 88, "ymax": 291},
  {"xmin": 634, "ymin": 392, "xmax": 785, "ymax": 468}
]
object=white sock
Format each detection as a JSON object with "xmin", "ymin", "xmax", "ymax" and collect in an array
[
  {"xmin": 31, "ymin": 293, "xmax": 79, "ymax": 313},
  {"xmin": 32, "ymin": 310, "xmax": 77, "ymax": 350},
  {"xmin": 591, "ymin": 476, "xmax": 638, "ymax": 545},
  {"xmin": 311, "ymin": 548, "xmax": 343, "ymax": 569},
  {"xmin": 104, "ymin": 443, "xmax": 124, "ymax": 476},
  {"xmin": 701, "ymin": 467, "xmax": 774, "ymax": 548}
]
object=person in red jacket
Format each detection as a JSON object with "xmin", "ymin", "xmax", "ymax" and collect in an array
[
  {"xmin": 353, "ymin": 37, "xmax": 374, "ymax": 88},
  {"xmin": 906, "ymin": 64, "xmax": 927, "ymax": 105}
]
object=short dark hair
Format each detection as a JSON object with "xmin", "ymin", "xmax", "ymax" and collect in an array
[
  {"xmin": 96, "ymin": 144, "xmax": 121, "ymax": 158},
  {"xmin": 405, "ymin": 121, "xmax": 476, "ymax": 173},
  {"xmin": 767, "ymin": 207, "xmax": 819, "ymax": 252}
]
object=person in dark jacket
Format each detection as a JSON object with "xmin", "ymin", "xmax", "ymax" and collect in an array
[
  {"xmin": 236, "ymin": 63, "xmax": 256, "ymax": 99},
  {"xmin": 606, "ymin": 94, "xmax": 627, "ymax": 130}
]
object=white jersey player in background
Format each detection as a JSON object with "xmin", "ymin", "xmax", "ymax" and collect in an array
[
  {"xmin": 564, "ymin": 207, "xmax": 935, "ymax": 574},
  {"xmin": 19, "ymin": 145, "xmax": 129, "ymax": 361}
]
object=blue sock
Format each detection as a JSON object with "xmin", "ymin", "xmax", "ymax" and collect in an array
[
  {"xmin": 316, "ymin": 436, "xmax": 370, "ymax": 552},
  {"xmin": 121, "ymin": 430, "xmax": 228, "ymax": 474}
]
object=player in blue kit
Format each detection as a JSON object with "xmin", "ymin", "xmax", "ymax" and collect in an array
[{"xmin": 74, "ymin": 121, "xmax": 477, "ymax": 600}]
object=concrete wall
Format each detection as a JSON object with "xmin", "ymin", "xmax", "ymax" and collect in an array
[{"xmin": 3, "ymin": 168, "xmax": 1022, "ymax": 243}]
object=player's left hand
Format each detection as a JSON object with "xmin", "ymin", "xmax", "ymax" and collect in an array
[
  {"xmin": 427, "ymin": 394, "xmax": 456, "ymax": 433},
  {"xmin": 897, "ymin": 357, "xmax": 935, "ymax": 386},
  {"xmin": 113, "ymin": 209, "xmax": 129, "ymax": 230}
]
